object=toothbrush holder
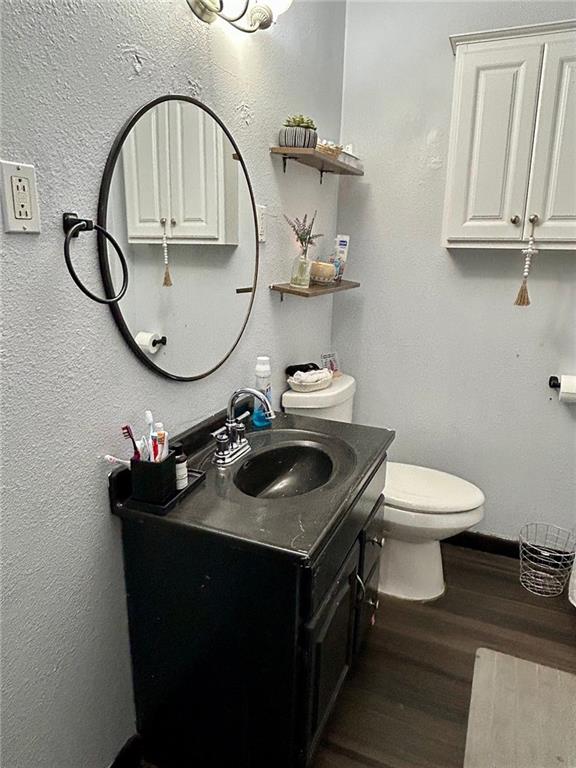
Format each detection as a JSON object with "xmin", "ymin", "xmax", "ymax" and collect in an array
[{"xmin": 130, "ymin": 452, "xmax": 177, "ymax": 506}]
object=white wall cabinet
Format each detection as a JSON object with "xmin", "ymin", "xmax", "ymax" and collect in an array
[
  {"xmin": 122, "ymin": 101, "xmax": 239, "ymax": 245},
  {"xmin": 443, "ymin": 22, "xmax": 576, "ymax": 249}
]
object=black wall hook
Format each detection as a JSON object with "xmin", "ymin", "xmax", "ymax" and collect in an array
[
  {"xmin": 63, "ymin": 212, "xmax": 94, "ymax": 236},
  {"xmin": 549, "ymin": 376, "xmax": 561, "ymax": 390}
]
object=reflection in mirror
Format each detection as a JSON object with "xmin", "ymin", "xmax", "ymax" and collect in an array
[{"xmin": 103, "ymin": 97, "xmax": 257, "ymax": 380}]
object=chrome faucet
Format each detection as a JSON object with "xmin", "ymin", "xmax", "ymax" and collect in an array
[{"xmin": 212, "ymin": 387, "xmax": 275, "ymax": 466}]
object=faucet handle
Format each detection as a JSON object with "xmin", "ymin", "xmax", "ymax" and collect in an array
[
  {"xmin": 226, "ymin": 418, "xmax": 239, "ymax": 446},
  {"xmin": 236, "ymin": 422, "xmax": 247, "ymax": 444},
  {"xmin": 215, "ymin": 432, "xmax": 230, "ymax": 457},
  {"xmin": 211, "ymin": 410, "xmax": 251, "ymax": 439}
]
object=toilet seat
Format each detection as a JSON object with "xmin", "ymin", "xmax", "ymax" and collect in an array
[
  {"xmin": 383, "ymin": 502, "xmax": 485, "ymax": 542},
  {"xmin": 384, "ymin": 462, "xmax": 485, "ymax": 514}
]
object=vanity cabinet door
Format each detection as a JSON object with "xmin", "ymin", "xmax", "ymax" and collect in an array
[
  {"xmin": 122, "ymin": 101, "xmax": 171, "ymax": 242},
  {"xmin": 523, "ymin": 33, "xmax": 576, "ymax": 242},
  {"xmin": 302, "ymin": 542, "xmax": 359, "ymax": 763},
  {"xmin": 443, "ymin": 39, "xmax": 543, "ymax": 244},
  {"xmin": 168, "ymin": 100, "xmax": 221, "ymax": 241}
]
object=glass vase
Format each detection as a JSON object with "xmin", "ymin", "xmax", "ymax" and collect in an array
[{"xmin": 290, "ymin": 253, "xmax": 312, "ymax": 289}]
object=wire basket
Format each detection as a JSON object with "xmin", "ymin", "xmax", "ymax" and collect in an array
[{"xmin": 519, "ymin": 523, "xmax": 576, "ymax": 597}]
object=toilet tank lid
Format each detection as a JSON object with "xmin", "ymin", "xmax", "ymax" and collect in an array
[
  {"xmin": 282, "ymin": 374, "xmax": 356, "ymax": 409},
  {"xmin": 384, "ymin": 463, "xmax": 485, "ymax": 513}
]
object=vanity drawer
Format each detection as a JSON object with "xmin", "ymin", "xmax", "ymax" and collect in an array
[{"xmin": 361, "ymin": 495, "xmax": 385, "ymax": 579}]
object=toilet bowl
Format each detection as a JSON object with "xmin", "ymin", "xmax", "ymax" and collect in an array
[
  {"xmin": 281, "ymin": 376, "xmax": 485, "ymax": 601},
  {"xmin": 380, "ymin": 462, "xmax": 485, "ymax": 601}
]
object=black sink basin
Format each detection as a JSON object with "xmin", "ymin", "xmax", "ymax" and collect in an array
[{"xmin": 234, "ymin": 443, "xmax": 334, "ymax": 499}]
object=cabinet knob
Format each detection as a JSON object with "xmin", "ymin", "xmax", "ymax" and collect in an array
[
  {"xmin": 528, "ymin": 214, "xmax": 539, "ymax": 225},
  {"xmin": 170, "ymin": 217, "xmax": 177, "ymax": 226},
  {"xmin": 368, "ymin": 536, "xmax": 384, "ymax": 548},
  {"xmin": 510, "ymin": 215, "xmax": 521, "ymax": 225}
]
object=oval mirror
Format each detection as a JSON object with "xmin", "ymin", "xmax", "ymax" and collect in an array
[{"xmin": 98, "ymin": 96, "xmax": 258, "ymax": 381}]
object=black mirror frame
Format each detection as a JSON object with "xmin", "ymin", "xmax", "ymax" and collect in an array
[{"xmin": 97, "ymin": 95, "xmax": 259, "ymax": 382}]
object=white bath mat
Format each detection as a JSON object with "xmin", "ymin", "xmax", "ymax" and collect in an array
[{"xmin": 464, "ymin": 648, "xmax": 576, "ymax": 768}]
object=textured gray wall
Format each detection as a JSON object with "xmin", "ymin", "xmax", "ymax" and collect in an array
[
  {"xmin": 335, "ymin": 1, "xmax": 576, "ymax": 538},
  {"xmin": 0, "ymin": 1, "xmax": 345, "ymax": 765}
]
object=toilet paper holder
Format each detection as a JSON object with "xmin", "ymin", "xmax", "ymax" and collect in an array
[{"xmin": 549, "ymin": 374, "xmax": 576, "ymax": 404}]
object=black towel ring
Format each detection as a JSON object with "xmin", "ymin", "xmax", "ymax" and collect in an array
[{"xmin": 63, "ymin": 212, "xmax": 128, "ymax": 305}]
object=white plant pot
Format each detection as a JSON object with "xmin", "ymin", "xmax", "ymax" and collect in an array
[{"xmin": 279, "ymin": 127, "xmax": 318, "ymax": 149}]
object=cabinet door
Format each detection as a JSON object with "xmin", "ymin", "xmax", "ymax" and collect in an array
[
  {"xmin": 443, "ymin": 40, "xmax": 543, "ymax": 243},
  {"xmin": 122, "ymin": 102, "xmax": 170, "ymax": 241},
  {"xmin": 524, "ymin": 33, "xmax": 576, "ymax": 242},
  {"xmin": 168, "ymin": 100, "xmax": 220, "ymax": 240},
  {"xmin": 302, "ymin": 542, "xmax": 359, "ymax": 762}
]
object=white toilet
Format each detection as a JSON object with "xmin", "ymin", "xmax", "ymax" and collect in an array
[
  {"xmin": 381, "ymin": 462, "xmax": 484, "ymax": 600},
  {"xmin": 282, "ymin": 374, "xmax": 485, "ymax": 601}
]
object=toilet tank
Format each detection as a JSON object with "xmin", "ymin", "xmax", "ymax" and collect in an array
[{"xmin": 282, "ymin": 374, "xmax": 356, "ymax": 423}]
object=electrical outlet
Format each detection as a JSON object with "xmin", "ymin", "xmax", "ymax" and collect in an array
[
  {"xmin": 11, "ymin": 175, "xmax": 32, "ymax": 219},
  {"xmin": 256, "ymin": 204, "xmax": 267, "ymax": 243},
  {"xmin": 1, "ymin": 160, "xmax": 41, "ymax": 233}
]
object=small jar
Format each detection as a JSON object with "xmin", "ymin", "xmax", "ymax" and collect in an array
[
  {"xmin": 310, "ymin": 261, "xmax": 336, "ymax": 284},
  {"xmin": 175, "ymin": 451, "xmax": 188, "ymax": 491}
]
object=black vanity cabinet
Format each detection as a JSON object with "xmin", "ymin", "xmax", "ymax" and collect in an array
[{"xmin": 112, "ymin": 416, "xmax": 392, "ymax": 768}]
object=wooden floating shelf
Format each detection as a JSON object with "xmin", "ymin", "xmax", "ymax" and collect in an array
[
  {"xmin": 270, "ymin": 147, "xmax": 364, "ymax": 183},
  {"xmin": 270, "ymin": 280, "xmax": 360, "ymax": 300}
]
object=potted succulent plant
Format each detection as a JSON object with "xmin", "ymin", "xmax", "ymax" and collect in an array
[
  {"xmin": 285, "ymin": 211, "xmax": 323, "ymax": 288},
  {"xmin": 279, "ymin": 114, "xmax": 318, "ymax": 149}
]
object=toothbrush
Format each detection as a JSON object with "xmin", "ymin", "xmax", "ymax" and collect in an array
[
  {"xmin": 122, "ymin": 424, "xmax": 141, "ymax": 460},
  {"xmin": 103, "ymin": 455, "xmax": 130, "ymax": 467},
  {"xmin": 138, "ymin": 436, "xmax": 150, "ymax": 462}
]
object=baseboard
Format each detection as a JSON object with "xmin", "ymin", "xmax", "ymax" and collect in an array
[
  {"xmin": 110, "ymin": 735, "xmax": 143, "ymax": 768},
  {"xmin": 446, "ymin": 531, "xmax": 519, "ymax": 559}
]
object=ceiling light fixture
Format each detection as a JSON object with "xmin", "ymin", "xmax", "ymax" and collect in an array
[{"xmin": 187, "ymin": 0, "xmax": 293, "ymax": 32}]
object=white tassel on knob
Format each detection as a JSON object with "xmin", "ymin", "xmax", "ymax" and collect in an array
[
  {"xmin": 161, "ymin": 217, "xmax": 173, "ymax": 287},
  {"xmin": 515, "ymin": 233, "xmax": 538, "ymax": 307}
]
